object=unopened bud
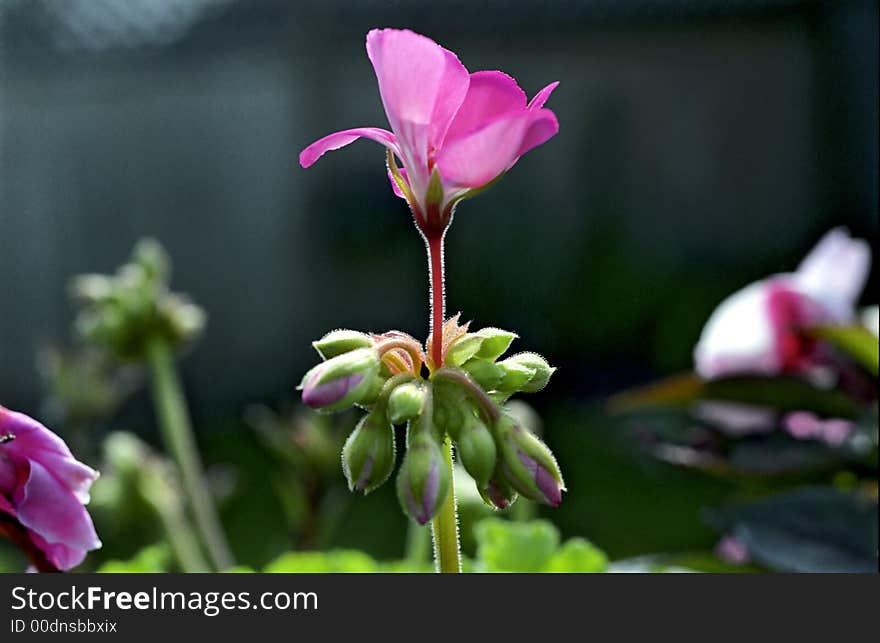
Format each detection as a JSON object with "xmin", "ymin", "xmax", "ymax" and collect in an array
[
  {"xmin": 461, "ymin": 358, "xmax": 505, "ymax": 391},
  {"xmin": 479, "ymin": 471, "xmax": 518, "ymax": 510},
  {"xmin": 299, "ymin": 348, "xmax": 380, "ymax": 412},
  {"xmin": 499, "ymin": 352, "xmax": 555, "ymax": 393},
  {"xmin": 445, "ymin": 334, "xmax": 484, "ymax": 367},
  {"xmin": 495, "ymin": 360, "xmax": 535, "ymax": 392},
  {"xmin": 312, "ymin": 329, "xmax": 374, "ymax": 360},
  {"xmin": 342, "ymin": 412, "xmax": 395, "ymax": 493},
  {"xmin": 397, "ymin": 432, "xmax": 450, "ymax": 525},
  {"xmin": 455, "ymin": 414, "xmax": 497, "ymax": 487},
  {"xmin": 474, "ymin": 327, "xmax": 518, "ymax": 361},
  {"xmin": 387, "ymin": 382, "xmax": 425, "ymax": 424},
  {"xmin": 495, "ymin": 415, "xmax": 564, "ymax": 506}
]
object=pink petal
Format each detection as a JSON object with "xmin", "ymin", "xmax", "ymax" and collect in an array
[
  {"xmin": 1, "ymin": 407, "xmax": 98, "ymax": 504},
  {"xmin": 25, "ymin": 452, "xmax": 98, "ymax": 504},
  {"xmin": 443, "ymin": 70, "xmax": 527, "ymax": 143},
  {"xmin": 528, "ymin": 81, "xmax": 559, "ymax": 110},
  {"xmin": 16, "ymin": 460, "xmax": 101, "ymax": 555},
  {"xmin": 1, "ymin": 407, "xmax": 72, "ymax": 458},
  {"xmin": 366, "ymin": 29, "xmax": 469, "ymax": 148},
  {"xmin": 436, "ymin": 110, "xmax": 554, "ymax": 189},
  {"xmin": 299, "ymin": 127, "xmax": 399, "ymax": 168},
  {"xmin": 517, "ymin": 108, "xmax": 559, "ymax": 158},
  {"xmin": 28, "ymin": 531, "xmax": 87, "ymax": 571}
]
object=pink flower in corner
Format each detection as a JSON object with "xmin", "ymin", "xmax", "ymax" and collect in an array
[
  {"xmin": 299, "ymin": 28, "xmax": 559, "ymax": 234},
  {"xmin": 0, "ymin": 406, "xmax": 101, "ymax": 571},
  {"xmin": 694, "ymin": 228, "xmax": 871, "ymax": 380}
]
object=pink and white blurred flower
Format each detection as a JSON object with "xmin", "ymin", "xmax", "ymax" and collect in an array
[
  {"xmin": 0, "ymin": 406, "xmax": 101, "ymax": 571},
  {"xmin": 299, "ymin": 28, "xmax": 559, "ymax": 235},
  {"xmin": 694, "ymin": 228, "xmax": 871, "ymax": 380}
]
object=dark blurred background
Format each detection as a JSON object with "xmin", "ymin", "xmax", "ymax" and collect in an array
[{"xmin": 0, "ymin": 0, "xmax": 877, "ymax": 567}]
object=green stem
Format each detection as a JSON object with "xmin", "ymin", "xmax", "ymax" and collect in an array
[
  {"xmin": 141, "ymin": 472, "xmax": 211, "ymax": 573},
  {"xmin": 146, "ymin": 336, "xmax": 234, "ymax": 571},
  {"xmin": 430, "ymin": 436, "xmax": 460, "ymax": 573},
  {"xmin": 404, "ymin": 521, "xmax": 431, "ymax": 569},
  {"xmin": 424, "ymin": 228, "xmax": 462, "ymax": 574}
]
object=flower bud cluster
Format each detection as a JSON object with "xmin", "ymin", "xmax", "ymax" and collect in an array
[
  {"xmin": 71, "ymin": 239, "xmax": 205, "ymax": 360},
  {"xmin": 300, "ymin": 322, "xmax": 564, "ymax": 524}
]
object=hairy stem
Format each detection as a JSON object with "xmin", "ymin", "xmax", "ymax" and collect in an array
[
  {"xmin": 146, "ymin": 336, "xmax": 234, "ymax": 572},
  {"xmin": 423, "ymin": 228, "xmax": 461, "ymax": 573},
  {"xmin": 427, "ymin": 230, "xmax": 445, "ymax": 369},
  {"xmin": 430, "ymin": 436, "xmax": 461, "ymax": 573}
]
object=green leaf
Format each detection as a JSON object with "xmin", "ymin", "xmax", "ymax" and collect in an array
[
  {"xmin": 544, "ymin": 538, "xmax": 607, "ymax": 573},
  {"xmin": 809, "ymin": 325, "xmax": 878, "ymax": 375},
  {"xmin": 264, "ymin": 549, "xmax": 380, "ymax": 573},
  {"xmin": 474, "ymin": 518, "xmax": 560, "ymax": 572}
]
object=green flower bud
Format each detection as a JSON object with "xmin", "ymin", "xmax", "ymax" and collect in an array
[
  {"xmin": 474, "ymin": 327, "xmax": 518, "ymax": 361},
  {"xmin": 495, "ymin": 360, "xmax": 535, "ymax": 392},
  {"xmin": 387, "ymin": 382, "xmax": 425, "ymax": 424},
  {"xmin": 342, "ymin": 411, "xmax": 396, "ymax": 494},
  {"xmin": 455, "ymin": 413, "xmax": 497, "ymax": 488},
  {"xmin": 312, "ymin": 329, "xmax": 374, "ymax": 360},
  {"xmin": 355, "ymin": 373, "xmax": 386, "ymax": 408},
  {"xmin": 444, "ymin": 333, "xmax": 484, "ymax": 367},
  {"xmin": 397, "ymin": 432, "xmax": 450, "ymax": 525},
  {"xmin": 299, "ymin": 348, "xmax": 380, "ymax": 413},
  {"xmin": 494, "ymin": 415, "xmax": 564, "ymax": 506},
  {"xmin": 499, "ymin": 352, "xmax": 556, "ymax": 393},
  {"xmin": 461, "ymin": 358, "xmax": 505, "ymax": 391}
]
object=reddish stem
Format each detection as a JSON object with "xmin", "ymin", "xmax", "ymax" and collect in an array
[{"xmin": 426, "ymin": 230, "xmax": 445, "ymax": 368}]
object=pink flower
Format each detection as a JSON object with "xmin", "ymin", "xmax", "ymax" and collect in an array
[
  {"xmin": 299, "ymin": 28, "xmax": 559, "ymax": 234},
  {"xmin": 0, "ymin": 406, "xmax": 101, "ymax": 571},
  {"xmin": 694, "ymin": 228, "xmax": 871, "ymax": 379}
]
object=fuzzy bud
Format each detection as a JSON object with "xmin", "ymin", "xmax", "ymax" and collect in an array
[
  {"xmin": 444, "ymin": 334, "xmax": 484, "ymax": 367},
  {"xmin": 455, "ymin": 414, "xmax": 497, "ymax": 488},
  {"xmin": 498, "ymin": 352, "xmax": 556, "ymax": 393},
  {"xmin": 461, "ymin": 358, "xmax": 505, "ymax": 391},
  {"xmin": 474, "ymin": 327, "xmax": 518, "ymax": 361},
  {"xmin": 342, "ymin": 411, "xmax": 395, "ymax": 493},
  {"xmin": 494, "ymin": 415, "xmax": 564, "ymax": 506},
  {"xmin": 397, "ymin": 432, "xmax": 450, "ymax": 525},
  {"xmin": 299, "ymin": 348, "xmax": 380, "ymax": 412},
  {"xmin": 312, "ymin": 329, "xmax": 374, "ymax": 360},
  {"xmin": 387, "ymin": 382, "xmax": 425, "ymax": 424}
]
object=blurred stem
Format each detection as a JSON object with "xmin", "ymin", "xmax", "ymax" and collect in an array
[
  {"xmin": 141, "ymin": 473, "xmax": 211, "ymax": 573},
  {"xmin": 431, "ymin": 436, "xmax": 461, "ymax": 573},
  {"xmin": 146, "ymin": 336, "xmax": 234, "ymax": 571}
]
